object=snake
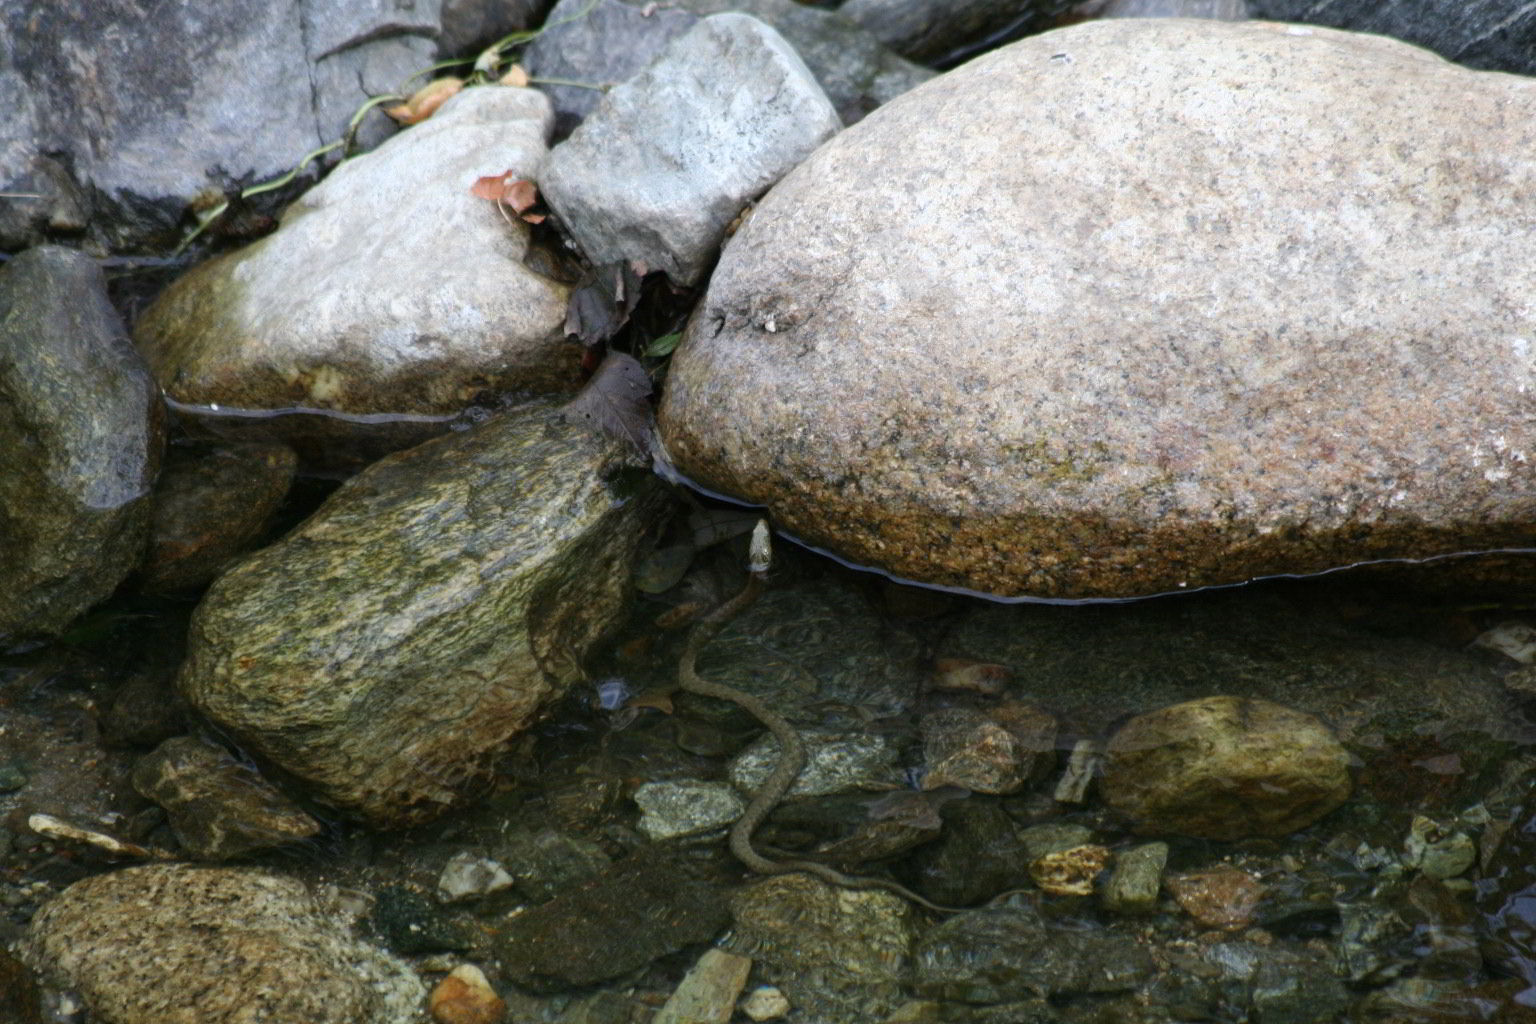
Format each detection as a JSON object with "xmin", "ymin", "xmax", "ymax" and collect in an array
[{"xmin": 675, "ymin": 522, "xmax": 967, "ymax": 915}]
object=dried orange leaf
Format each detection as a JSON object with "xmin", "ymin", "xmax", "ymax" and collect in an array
[
  {"xmin": 500, "ymin": 64, "xmax": 531, "ymax": 87},
  {"xmin": 470, "ymin": 170, "xmax": 515, "ymax": 201},
  {"xmin": 385, "ymin": 77, "xmax": 464, "ymax": 125}
]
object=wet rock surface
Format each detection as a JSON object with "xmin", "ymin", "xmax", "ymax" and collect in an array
[
  {"xmin": 140, "ymin": 440, "xmax": 297, "ymax": 594},
  {"xmin": 178, "ymin": 402, "xmax": 663, "ymax": 826},
  {"xmin": 130, "ymin": 734, "xmax": 321, "ymax": 860},
  {"xmin": 5, "ymin": 3, "xmax": 1536, "ymax": 1021},
  {"xmin": 134, "ymin": 86, "xmax": 575, "ymax": 460},
  {"xmin": 659, "ymin": 18, "xmax": 1536, "ymax": 599},
  {"xmin": 0, "ymin": 246, "xmax": 163, "ymax": 646},
  {"xmin": 21, "ymin": 863, "xmax": 425, "ymax": 1024},
  {"xmin": 948, "ymin": 588, "xmax": 1519, "ymax": 813},
  {"xmin": 494, "ymin": 852, "xmax": 730, "ymax": 991},
  {"xmin": 1102, "ymin": 696, "xmax": 1353, "ymax": 840},
  {"xmin": 728, "ymin": 873, "xmax": 915, "ymax": 1021},
  {"xmin": 913, "ymin": 902, "xmax": 1156, "ymax": 1001},
  {"xmin": 541, "ymin": 13, "xmax": 841, "ymax": 286}
]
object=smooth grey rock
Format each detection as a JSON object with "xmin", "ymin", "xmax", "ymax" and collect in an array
[
  {"xmin": 0, "ymin": 0, "xmax": 548, "ymax": 250},
  {"xmin": 635, "ymin": 779, "xmax": 746, "ymax": 840},
  {"xmin": 1248, "ymin": 0, "xmax": 1536, "ymax": 75},
  {"xmin": 838, "ymin": 0, "xmax": 1070, "ymax": 63},
  {"xmin": 0, "ymin": 0, "xmax": 453, "ymax": 250},
  {"xmin": 141, "ymin": 441, "xmax": 297, "ymax": 595},
  {"xmin": 1101, "ymin": 696, "xmax": 1352, "ymax": 840},
  {"xmin": 541, "ymin": 13, "xmax": 841, "ymax": 285},
  {"xmin": 0, "ymin": 246, "xmax": 163, "ymax": 646},
  {"xmin": 130, "ymin": 735, "xmax": 321, "ymax": 860},
  {"xmin": 659, "ymin": 19, "xmax": 1536, "ymax": 600},
  {"xmin": 135, "ymin": 86, "xmax": 574, "ymax": 461},
  {"xmin": 680, "ymin": 0, "xmax": 934, "ymax": 124},
  {"xmin": 21, "ymin": 864, "xmax": 424, "ymax": 1024},
  {"xmin": 525, "ymin": 0, "xmax": 930, "ymax": 137},
  {"xmin": 730, "ymin": 728, "xmax": 902, "ymax": 798},
  {"xmin": 177, "ymin": 401, "xmax": 664, "ymax": 826},
  {"xmin": 1082, "ymin": 0, "xmax": 1248, "ymax": 16},
  {"xmin": 523, "ymin": 0, "xmax": 700, "ymax": 136}
]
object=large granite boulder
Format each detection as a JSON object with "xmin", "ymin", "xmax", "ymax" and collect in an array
[
  {"xmin": 0, "ymin": 247, "xmax": 163, "ymax": 646},
  {"xmin": 135, "ymin": 85, "xmax": 575, "ymax": 464},
  {"xmin": 658, "ymin": 19, "xmax": 1536, "ymax": 600},
  {"xmin": 177, "ymin": 401, "xmax": 664, "ymax": 826},
  {"xmin": 22, "ymin": 864, "xmax": 424, "ymax": 1024}
]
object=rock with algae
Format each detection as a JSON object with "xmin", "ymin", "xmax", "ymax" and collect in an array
[{"xmin": 178, "ymin": 401, "xmax": 665, "ymax": 826}]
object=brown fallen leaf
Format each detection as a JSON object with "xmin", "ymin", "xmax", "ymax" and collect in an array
[
  {"xmin": 469, "ymin": 171, "xmax": 546, "ymax": 225},
  {"xmin": 500, "ymin": 64, "xmax": 530, "ymax": 87},
  {"xmin": 561, "ymin": 351, "xmax": 655, "ymax": 455},
  {"xmin": 385, "ymin": 77, "xmax": 464, "ymax": 125}
]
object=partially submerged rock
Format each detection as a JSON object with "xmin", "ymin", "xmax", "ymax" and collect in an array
[
  {"xmin": 659, "ymin": 19, "xmax": 1536, "ymax": 599},
  {"xmin": 135, "ymin": 86, "xmax": 575, "ymax": 462},
  {"xmin": 178, "ymin": 401, "xmax": 664, "ymax": 826},
  {"xmin": 22, "ymin": 864, "xmax": 424, "ymax": 1024},
  {"xmin": 0, "ymin": 246, "xmax": 163, "ymax": 645},
  {"xmin": 540, "ymin": 13, "xmax": 841, "ymax": 285}
]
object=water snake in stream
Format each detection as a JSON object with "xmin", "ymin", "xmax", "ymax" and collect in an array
[{"xmin": 676, "ymin": 521, "xmax": 967, "ymax": 915}]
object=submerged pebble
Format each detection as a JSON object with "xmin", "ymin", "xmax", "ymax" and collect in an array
[
  {"xmin": 634, "ymin": 779, "xmax": 746, "ymax": 841},
  {"xmin": 1101, "ymin": 696, "xmax": 1352, "ymax": 840}
]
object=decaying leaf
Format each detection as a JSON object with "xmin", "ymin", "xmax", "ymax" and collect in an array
[
  {"xmin": 564, "ymin": 261, "xmax": 646, "ymax": 348},
  {"xmin": 561, "ymin": 351, "xmax": 655, "ymax": 455},
  {"xmin": 500, "ymin": 64, "xmax": 531, "ymax": 87},
  {"xmin": 469, "ymin": 170, "xmax": 546, "ymax": 224},
  {"xmin": 385, "ymin": 77, "xmax": 464, "ymax": 124},
  {"xmin": 931, "ymin": 658, "xmax": 1011, "ymax": 695}
]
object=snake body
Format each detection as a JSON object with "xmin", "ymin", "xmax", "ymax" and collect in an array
[{"xmin": 676, "ymin": 556, "xmax": 962, "ymax": 915}]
